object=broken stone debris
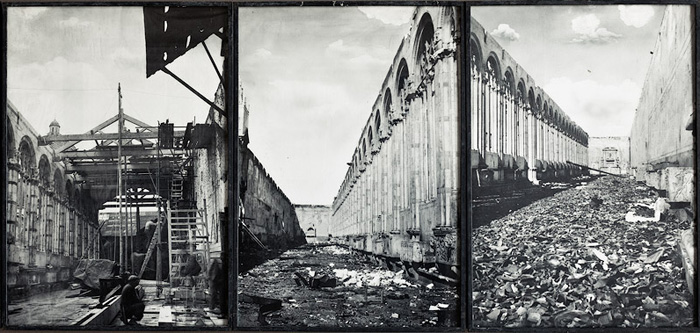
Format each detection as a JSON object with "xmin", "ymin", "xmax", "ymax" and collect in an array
[
  {"xmin": 473, "ymin": 176, "xmax": 694, "ymax": 328},
  {"xmin": 239, "ymin": 245, "xmax": 458, "ymax": 327}
]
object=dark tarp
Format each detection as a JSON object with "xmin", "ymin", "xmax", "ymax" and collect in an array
[
  {"xmin": 143, "ymin": 6, "xmax": 227, "ymax": 77},
  {"xmin": 73, "ymin": 259, "xmax": 117, "ymax": 290}
]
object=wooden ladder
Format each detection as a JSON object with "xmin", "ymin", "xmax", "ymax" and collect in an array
[{"xmin": 166, "ymin": 200, "xmax": 210, "ymax": 302}]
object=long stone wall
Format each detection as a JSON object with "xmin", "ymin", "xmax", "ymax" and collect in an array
[
  {"xmin": 238, "ymin": 142, "xmax": 306, "ymax": 251},
  {"xmin": 330, "ymin": 7, "xmax": 459, "ymax": 268},
  {"xmin": 470, "ymin": 17, "xmax": 589, "ymax": 185},
  {"xmin": 6, "ymin": 101, "xmax": 100, "ymax": 297},
  {"xmin": 629, "ymin": 5, "xmax": 694, "ymax": 203}
]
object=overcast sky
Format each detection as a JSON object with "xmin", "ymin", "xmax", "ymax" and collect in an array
[
  {"xmin": 472, "ymin": 5, "xmax": 670, "ymax": 138},
  {"xmin": 240, "ymin": 7, "xmax": 416, "ymax": 205},
  {"xmin": 7, "ymin": 6, "xmax": 224, "ymax": 141}
]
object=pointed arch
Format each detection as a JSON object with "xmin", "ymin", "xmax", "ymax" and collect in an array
[
  {"xmin": 6, "ymin": 117, "xmax": 16, "ymax": 160},
  {"xmin": 18, "ymin": 136, "xmax": 36, "ymax": 176},
  {"xmin": 54, "ymin": 169, "xmax": 64, "ymax": 196},
  {"xmin": 469, "ymin": 35, "xmax": 483, "ymax": 73},
  {"xmin": 38, "ymin": 155, "xmax": 51, "ymax": 188}
]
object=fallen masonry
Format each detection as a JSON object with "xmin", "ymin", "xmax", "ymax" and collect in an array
[
  {"xmin": 473, "ymin": 175, "xmax": 694, "ymax": 328},
  {"xmin": 238, "ymin": 245, "xmax": 459, "ymax": 328}
]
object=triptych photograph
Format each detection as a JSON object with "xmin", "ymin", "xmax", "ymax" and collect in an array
[{"xmin": 1, "ymin": 1, "xmax": 696, "ymax": 331}]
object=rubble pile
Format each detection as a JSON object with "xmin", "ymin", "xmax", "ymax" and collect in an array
[
  {"xmin": 239, "ymin": 244, "xmax": 458, "ymax": 327},
  {"xmin": 473, "ymin": 176, "xmax": 694, "ymax": 328}
]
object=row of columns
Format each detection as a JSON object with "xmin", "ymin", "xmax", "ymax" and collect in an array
[
  {"xmin": 471, "ymin": 68, "xmax": 588, "ymax": 175},
  {"xmin": 6, "ymin": 160, "xmax": 99, "ymax": 267},
  {"xmin": 331, "ymin": 36, "xmax": 458, "ymax": 257}
]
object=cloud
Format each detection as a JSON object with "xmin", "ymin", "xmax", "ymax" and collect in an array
[
  {"xmin": 357, "ymin": 7, "xmax": 415, "ymax": 26},
  {"xmin": 59, "ymin": 16, "xmax": 91, "ymax": 28},
  {"xmin": 11, "ymin": 7, "xmax": 48, "ymax": 20},
  {"xmin": 571, "ymin": 14, "xmax": 622, "ymax": 44},
  {"xmin": 253, "ymin": 48, "xmax": 272, "ymax": 59},
  {"xmin": 491, "ymin": 24, "xmax": 520, "ymax": 41},
  {"xmin": 618, "ymin": 5, "xmax": 655, "ymax": 28},
  {"xmin": 542, "ymin": 77, "xmax": 641, "ymax": 136}
]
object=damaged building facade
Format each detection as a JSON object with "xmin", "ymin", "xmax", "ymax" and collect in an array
[
  {"xmin": 330, "ymin": 7, "xmax": 460, "ymax": 275},
  {"xmin": 192, "ymin": 86, "xmax": 229, "ymax": 258},
  {"xmin": 238, "ymin": 92, "xmax": 306, "ymax": 253},
  {"xmin": 588, "ymin": 137, "xmax": 631, "ymax": 175},
  {"xmin": 630, "ymin": 5, "xmax": 694, "ymax": 204},
  {"xmin": 295, "ymin": 204, "xmax": 332, "ymax": 243},
  {"xmin": 6, "ymin": 101, "xmax": 101, "ymax": 298},
  {"xmin": 470, "ymin": 17, "xmax": 589, "ymax": 186}
]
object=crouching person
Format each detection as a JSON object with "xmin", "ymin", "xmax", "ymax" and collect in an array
[{"xmin": 122, "ymin": 275, "xmax": 146, "ymax": 325}]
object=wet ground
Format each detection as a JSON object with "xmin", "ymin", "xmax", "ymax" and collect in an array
[
  {"xmin": 473, "ymin": 175, "xmax": 694, "ymax": 328},
  {"xmin": 8, "ymin": 280, "xmax": 226, "ymax": 328},
  {"xmin": 238, "ymin": 244, "xmax": 459, "ymax": 328}
]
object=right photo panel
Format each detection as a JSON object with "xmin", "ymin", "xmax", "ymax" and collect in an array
[{"xmin": 470, "ymin": 5, "xmax": 695, "ymax": 329}]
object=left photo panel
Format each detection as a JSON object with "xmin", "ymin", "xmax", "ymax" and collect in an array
[{"xmin": 5, "ymin": 6, "xmax": 229, "ymax": 328}]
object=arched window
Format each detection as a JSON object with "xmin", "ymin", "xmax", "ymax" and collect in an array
[
  {"xmin": 368, "ymin": 127, "xmax": 373, "ymax": 147},
  {"xmin": 470, "ymin": 37, "xmax": 482, "ymax": 74},
  {"xmin": 415, "ymin": 13, "xmax": 435, "ymax": 79},
  {"xmin": 528, "ymin": 89, "xmax": 535, "ymax": 110},
  {"xmin": 504, "ymin": 70, "xmax": 515, "ymax": 96},
  {"xmin": 65, "ymin": 180, "xmax": 73, "ymax": 203},
  {"xmin": 396, "ymin": 60, "xmax": 409, "ymax": 117},
  {"xmin": 517, "ymin": 81, "xmax": 526, "ymax": 104},
  {"xmin": 54, "ymin": 169, "xmax": 64, "ymax": 196},
  {"xmin": 18, "ymin": 137, "xmax": 36, "ymax": 176},
  {"xmin": 39, "ymin": 155, "xmax": 51, "ymax": 188},
  {"xmin": 374, "ymin": 112, "xmax": 382, "ymax": 141},
  {"xmin": 6, "ymin": 118, "xmax": 16, "ymax": 161},
  {"xmin": 486, "ymin": 55, "xmax": 500, "ymax": 85},
  {"xmin": 362, "ymin": 140, "xmax": 366, "ymax": 162}
]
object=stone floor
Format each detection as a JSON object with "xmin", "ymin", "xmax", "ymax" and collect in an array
[{"xmin": 8, "ymin": 279, "xmax": 226, "ymax": 328}]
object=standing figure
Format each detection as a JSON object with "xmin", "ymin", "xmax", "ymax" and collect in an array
[{"xmin": 208, "ymin": 258, "xmax": 225, "ymax": 315}]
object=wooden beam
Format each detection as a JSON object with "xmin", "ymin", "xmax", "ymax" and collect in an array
[
  {"xmin": 66, "ymin": 162, "xmax": 163, "ymax": 173},
  {"xmin": 42, "ymin": 130, "xmax": 185, "ymax": 143},
  {"xmin": 61, "ymin": 148, "xmax": 185, "ymax": 159},
  {"xmin": 123, "ymin": 113, "xmax": 155, "ymax": 131},
  {"xmin": 51, "ymin": 114, "xmax": 120, "ymax": 152}
]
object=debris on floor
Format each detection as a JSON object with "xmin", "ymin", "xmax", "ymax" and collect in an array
[
  {"xmin": 473, "ymin": 176, "xmax": 694, "ymax": 328},
  {"xmin": 239, "ymin": 245, "xmax": 459, "ymax": 328}
]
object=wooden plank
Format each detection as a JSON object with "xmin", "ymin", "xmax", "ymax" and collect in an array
[
  {"xmin": 71, "ymin": 295, "xmax": 122, "ymax": 326},
  {"xmin": 61, "ymin": 148, "xmax": 185, "ymax": 159},
  {"xmin": 44, "ymin": 130, "xmax": 186, "ymax": 142},
  {"xmin": 158, "ymin": 306, "xmax": 175, "ymax": 327}
]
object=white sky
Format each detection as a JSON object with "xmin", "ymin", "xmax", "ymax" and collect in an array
[
  {"xmin": 239, "ymin": 6, "xmax": 416, "ymax": 205},
  {"xmin": 472, "ymin": 5, "xmax": 670, "ymax": 139},
  {"xmin": 7, "ymin": 6, "xmax": 225, "ymax": 140}
]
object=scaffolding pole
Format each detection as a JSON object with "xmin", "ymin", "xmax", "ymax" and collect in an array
[
  {"xmin": 156, "ymin": 126, "xmax": 163, "ymax": 297},
  {"xmin": 118, "ymin": 83, "xmax": 125, "ymax": 274}
]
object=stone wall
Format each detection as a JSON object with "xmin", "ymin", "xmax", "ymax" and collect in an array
[
  {"xmin": 6, "ymin": 101, "xmax": 100, "ymax": 298},
  {"xmin": 629, "ymin": 5, "xmax": 693, "ymax": 203},
  {"xmin": 330, "ymin": 7, "xmax": 459, "ymax": 268},
  {"xmin": 193, "ymin": 85, "xmax": 229, "ymax": 257},
  {"xmin": 238, "ymin": 143, "xmax": 306, "ymax": 251},
  {"xmin": 588, "ymin": 137, "xmax": 630, "ymax": 175},
  {"xmin": 294, "ymin": 204, "xmax": 332, "ymax": 242},
  {"xmin": 470, "ymin": 16, "xmax": 589, "ymax": 185}
]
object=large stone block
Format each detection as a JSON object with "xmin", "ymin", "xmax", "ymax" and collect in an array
[
  {"xmin": 411, "ymin": 239, "xmax": 423, "ymax": 263},
  {"xmin": 663, "ymin": 167, "xmax": 694, "ymax": 203},
  {"xmin": 645, "ymin": 170, "xmax": 662, "ymax": 189}
]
